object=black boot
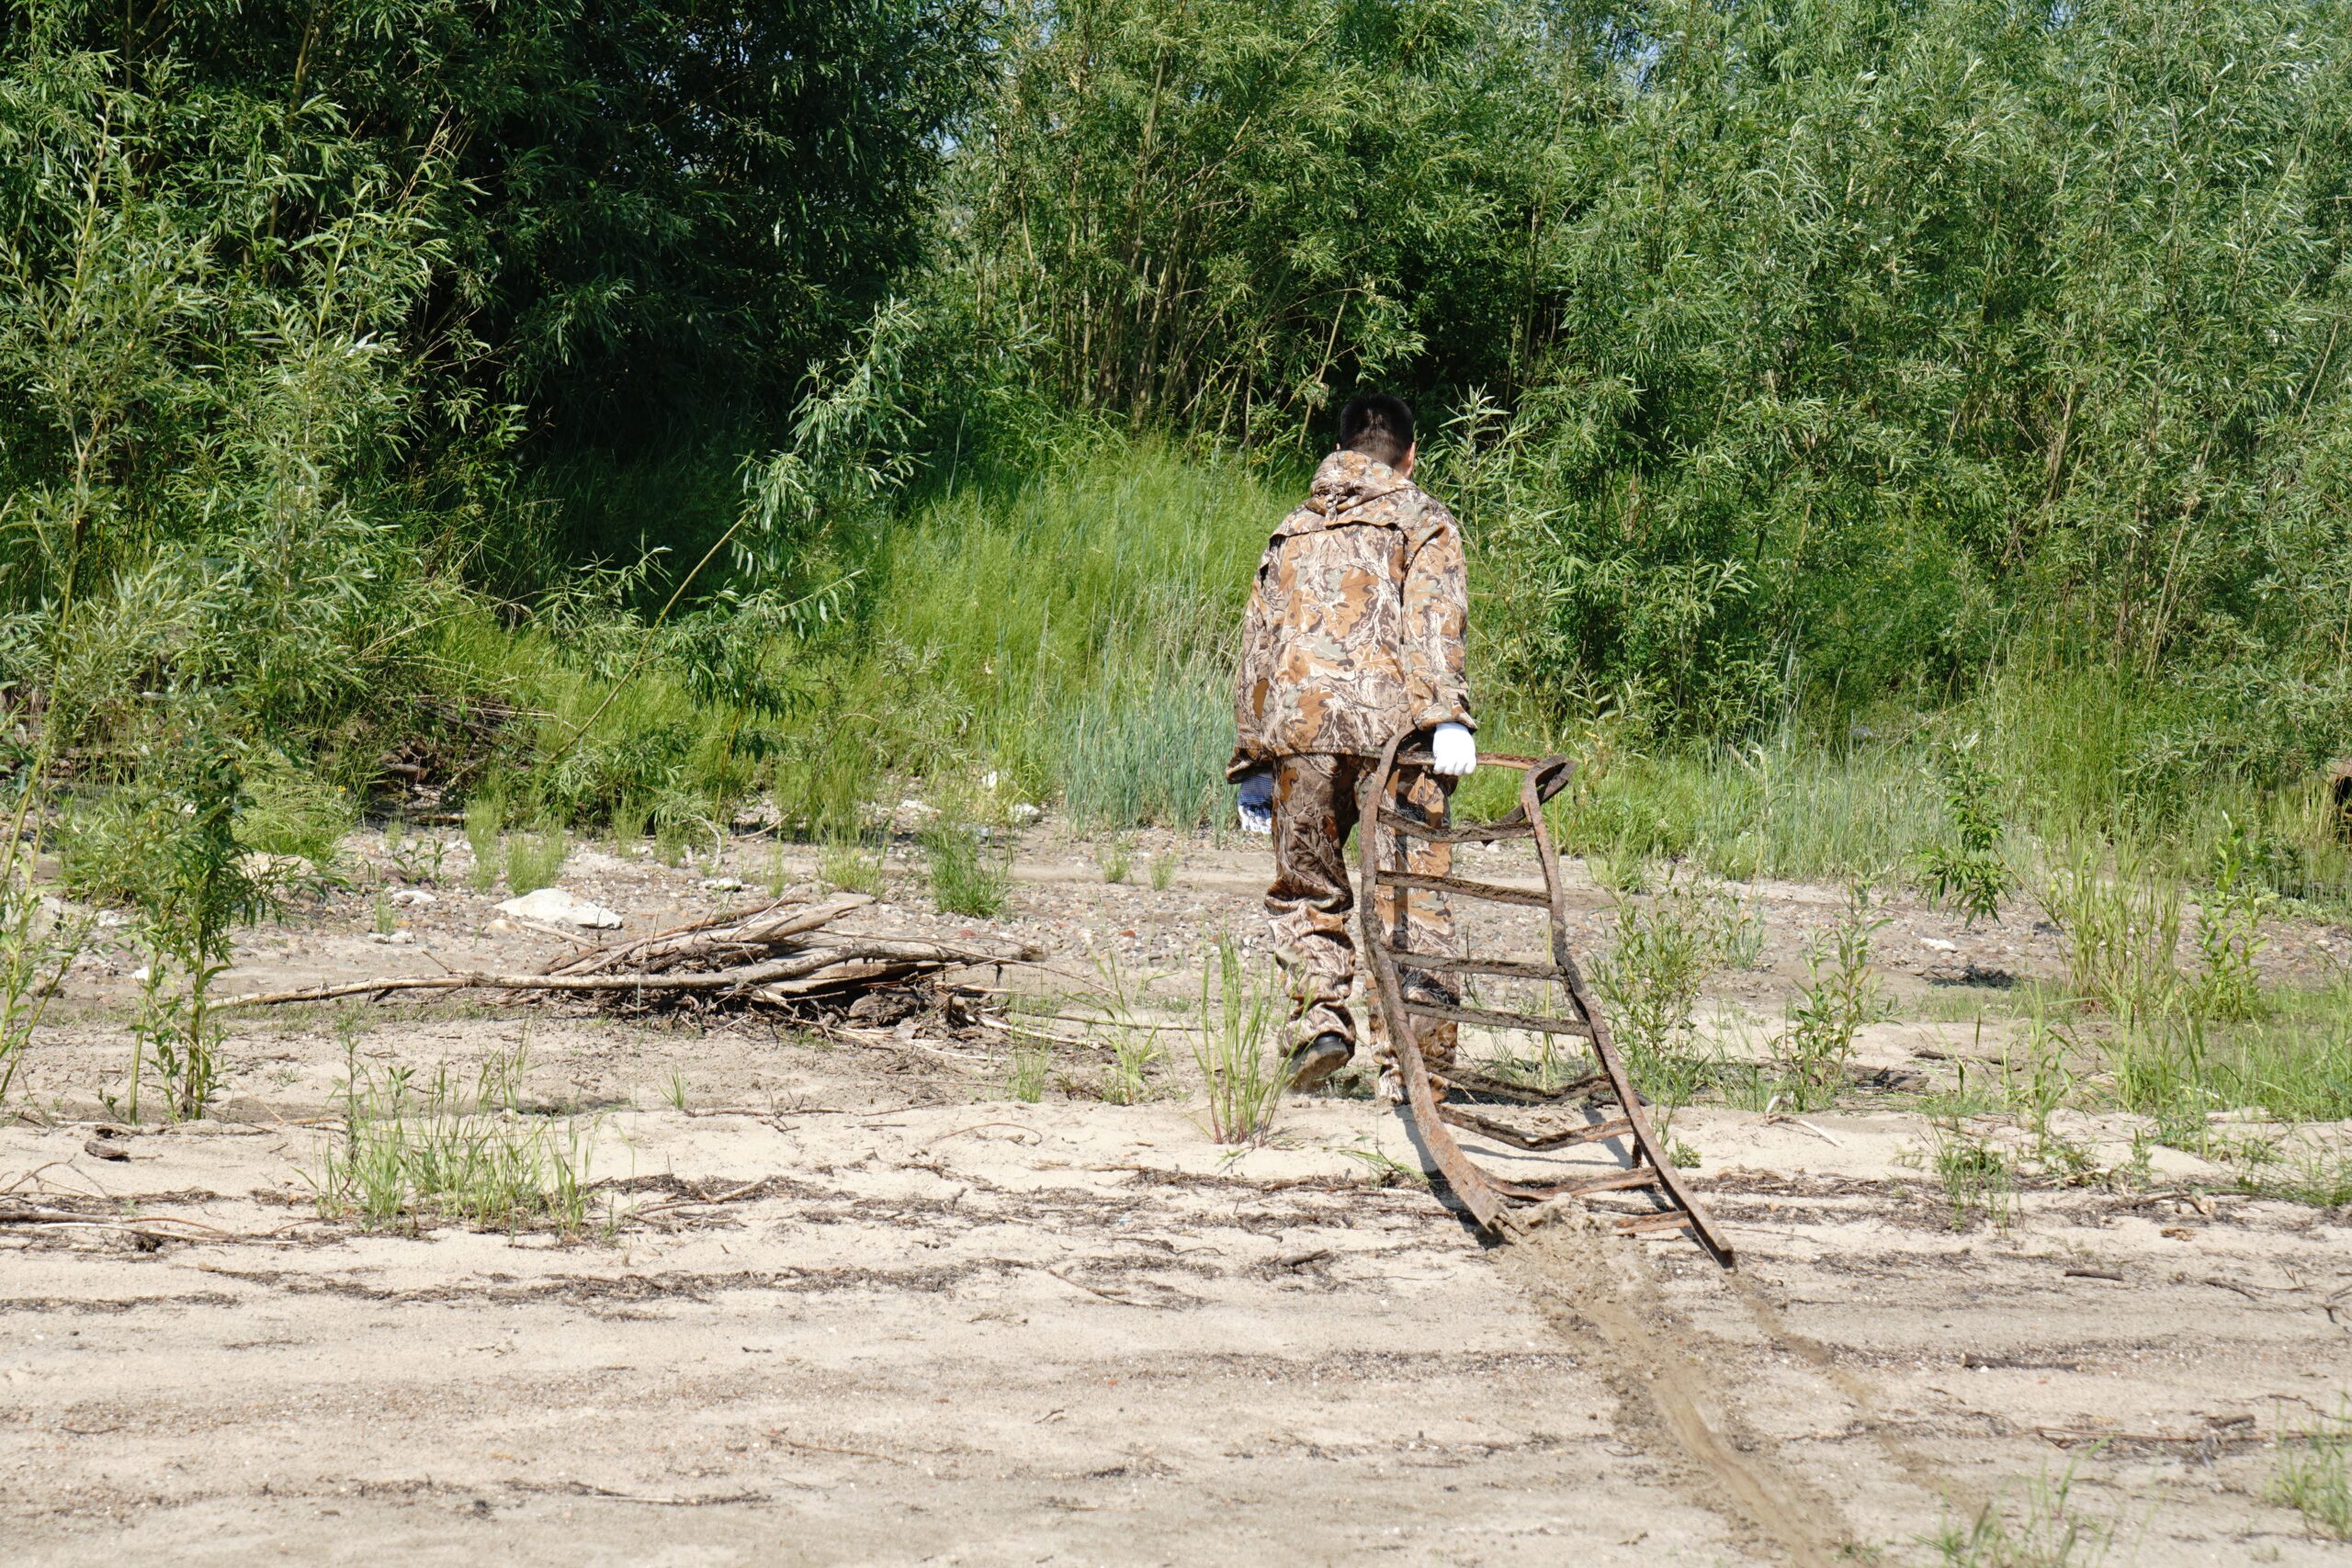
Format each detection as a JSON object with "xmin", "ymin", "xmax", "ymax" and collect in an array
[{"xmin": 1283, "ymin": 1032, "xmax": 1353, "ymax": 1091}]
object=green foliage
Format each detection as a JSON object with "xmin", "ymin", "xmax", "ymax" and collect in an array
[
  {"xmin": 1918, "ymin": 736, "xmax": 2014, "ymax": 928},
  {"xmin": 965, "ymin": 0, "xmax": 1555, "ymax": 434},
  {"xmin": 1192, "ymin": 938, "xmax": 1282, "ymax": 1145},
  {"xmin": 1593, "ymin": 872, "xmax": 1746, "ymax": 1061},
  {"xmin": 17, "ymin": 0, "xmax": 986, "ymax": 446},
  {"xmin": 464, "ymin": 795, "xmax": 503, "ymax": 892},
  {"xmin": 923, "ymin": 821, "xmax": 1009, "ymax": 919},
  {"xmin": 503, "ymin": 829, "xmax": 568, "ymax": 897},
  {"xmin": 1775, "ymin": 886, "xmax": 1889, "ymax": 1111},
  {"xmin": 819, "ymin": 834, "xmax": 888, "ymax": 899},
  {"xmin": 2188, "ymin": 818, "xmax": 2275, "ymax": 1023},
  {"xmin": 2035, "ymin": 840, "xmax": 2184, "ymax": 1025},
  {"xmin": 311, "ymin": 1038, "xmax": 602, "ymax": 1235},
  {"xmin": 1917, "ymin": 1114, "xmax": 2018, "ymax": 1234},
  {"xmin": 2269, "ymin": 1410, "xmax": 2352, "ymax": 1540},
  {"xmin": 1929, "ymin": 1465, "xmax": 2112, "ymax": 1567},
  {"xmin": 1006, "ymin": 1041, "xmax": 1049, "ymax": 1103},
  {"xmin": 13, "ymin": 0, "xmax": 2352, "ymax": 917},
  {"xmin": 66, "ymin": 720, "xmax": 275, "ymax": 1120}
]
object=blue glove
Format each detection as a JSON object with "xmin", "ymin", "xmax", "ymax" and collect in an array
[
  {"xmin": 1237, "ymin": 772, "xmax": 1273, "ymax": 834},
  {"xmin": 1430, "ymin": 723, "xmax": 1477, "ymax": 776}
]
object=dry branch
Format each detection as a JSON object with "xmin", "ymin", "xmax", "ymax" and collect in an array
[
  {"xmin": 545, "ymin": 894, "xmax": 875, "ymax": 976},
  {"xmin": 216, "ymin": 930, "xmax": 1043, "ymax": 1011}
]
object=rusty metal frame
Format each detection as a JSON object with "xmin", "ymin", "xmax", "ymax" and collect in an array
[{"xmin": 1355, "ymin": 733, "xmax": 1734, "ymax": 1267}]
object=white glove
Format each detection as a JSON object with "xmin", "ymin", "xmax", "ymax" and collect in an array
[
  {"xmin": 1236, "ymin": 772, "xmax": 1273, "ymax": 834},
  {"xmin": 1430, "ymin": 723, "xmax": 1476, "ymax": 776}
]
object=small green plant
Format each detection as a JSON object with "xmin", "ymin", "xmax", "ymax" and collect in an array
[
  {"xmin": 1148, "ymin": 852, "xmax": 1178, "ymax": 891},
  {"xmin": 1102, "ymin": 1023, "xmax": 1162, "ymax": 1103},
  {"xmin": 1337, "ymin": 1142, "xmax": 1432, "ymax": 1189},
  {"xmin": 2004, "ymin": 1001, "xmax": 2085, "ymax": 1168},
  {"xmin": 1774, "ymin": 883, "xmax": 1888, "ymax": 1110},
  {"xmin": 2269, "ymin": 1408, "xmax": 2352, "ymax": 1540},
  {"xmin": 0, "ymin": 860, "xmax": 87, "ymax": 1103},
  {"xmin": 1717, "ymin": 896, "xmax": 1769, "ymax": 970},
  {"xmin": 925, "ymin": 821, "xmax": 1010, "ymax": 918},
  {"xmin": 371, "ymin": 889, "xmax": 399, "ymax": 936},
  {"xmin": 1928, "ymin": 1463, "xmax": 2113, "ymax": 1566},
  {"xmin": 1588, "ymin": 839, "xmax": 1649, "ymax": 894},
  {"xmin": 1917, "ymin": 1112, "xmax": 2018, "ymax": 1231},
  {"xmin": 465, "ymin": 794, "xmax": 503, "ymax": 891},
  {"xmin": 504, "ymin": 829, "xmax": 569, "ymax": 896},
  {"xmin": 387, "ymin": 831, "xmax": 447, "ymax": 886},
  {"xmin": 608, "ymin": 797, "xmax": 650, "ymax": 853},
  {"xmin": 1008, "ymin": 1039, "xmax": 1050, "ymax": 1101},
  {"xmin": 311, "ymin": 1039, "xmax": 604, "ymax": 1234},
  {"xmin": 1594, "ymin": 870, "xmax": 1741, "ymax": 1065},
  {"xmin": 819, "ymin": 832, "xmax": 887, "ymax": 897},
  {"xmin": 2188, "ymin": 816, "xmax": 2273, "ymax": 1023},
  {"xmin": 1192, "ymin": 937, "xmax": 1283, "ymax": 1145},
  {"xmin": 1917, "ymin": 733, "xmax": 2013, "ymax": 928},
  {"xmin": 652, "ymin": 813, "xmax": 696, "ymax": 867},
  {"xmin": 1080, "ymin": 951, "xmax": 1166, "ymax": 1104},
  {"xmin": 84, "ymin": 728, "xmax": 274, "ymax": 1122},
  {"xmin": 2037, "ymin": 839, "xmax": 2182, "ymax": 1024},
  {"xmin": 1097, "ymin": 835, "xmax": 1134, "ymax": 884},
  {"xmin": 662, "ymin": 1068, "xmax": 689, "ymax": 1111}
]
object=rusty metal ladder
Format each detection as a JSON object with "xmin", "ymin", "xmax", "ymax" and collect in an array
[{"xmin": 1355, "ymin": 733, "xmax": 1734, "ymax": 1266}]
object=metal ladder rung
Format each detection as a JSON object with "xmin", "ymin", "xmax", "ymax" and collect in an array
[
  {"xmin": 1375, "ymin": 813, "xmax": 1539, "ymax": 845},
  {"xmin": 1374, "ymin": 948, "xmax": 1559, "ymax": 980},
  {"xmin": 1439, "ymin": 1109, "xmax": 1634, "ymax": 1151},
  {"xmin": 1374, "ymin": 870, "xmax": 1550, "ymax": 908},
  {"xmin": 1443, "ymin": 1067, "xmax": 1609, "ymax": 1105},
  {"xmin": 1494, "ymin": 1166, "xmax": 1664, "ymax": 1201},
  {"xmin": 1403, "ymin": 998, "xmax": 1593, "ymax": 1037}
]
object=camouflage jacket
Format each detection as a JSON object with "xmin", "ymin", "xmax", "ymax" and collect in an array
[{"xmin": 1227, "ymin": 449, "xmax": 1474, "ymax": 780}]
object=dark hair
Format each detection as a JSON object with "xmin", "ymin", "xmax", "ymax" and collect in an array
[{"xmin": 1338, "ymin": 392, "xmax": 1414, "ymax": 468}]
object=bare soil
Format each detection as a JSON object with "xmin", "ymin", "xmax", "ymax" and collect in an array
[{"xmin": 5, "ymin": 822, "xmax": 2349, "ymax": 1564}]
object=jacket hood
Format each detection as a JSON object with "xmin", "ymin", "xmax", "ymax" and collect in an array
[{"xmin": 1306, "ymin": 449, "xmax": 1409, "ymax": 517}]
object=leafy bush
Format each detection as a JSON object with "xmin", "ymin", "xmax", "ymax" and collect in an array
[
  {"xmin": 1918, "ymin": 737, "xmax": 2013, "ymax": 928},
  {"xmin": 1776, "ymin": 886, "xmax": 1890, "ymax": 1111}
]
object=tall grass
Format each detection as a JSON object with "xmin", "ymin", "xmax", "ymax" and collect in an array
[{"xmin": 772, "ymin": 440, "xmax": 1283, "ymax": 829}]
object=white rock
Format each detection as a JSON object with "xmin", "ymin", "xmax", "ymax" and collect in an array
[
  {"xmin": 368, "ymin": 930, "xmax": 415, "ymax": 945},
  {"xmin": 389, "ymin": 888, "xmax": 436, "ymax": 908},
  {"xmin": 1919, "ymin": 937, "xmax": 1959, "ymax": 953},
  {"xmin": 130, "ymin": 965, "xmax": 152, "ymax": 984},
  {"xmin": 495, "ymin": 888, "xmax": 624, "ymax": 930},
  {"xmin": 700, "ymin": 877, "xmax": 747, "ymax": 893},
  {"xmin": 1011, "ymin": 804, "xmax": 1043, "ymax": 825}
]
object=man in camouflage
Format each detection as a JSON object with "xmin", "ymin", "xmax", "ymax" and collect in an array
[{"xmin": 1227, "ymin": 392, "xmax": 1476, "ymax": 1093}]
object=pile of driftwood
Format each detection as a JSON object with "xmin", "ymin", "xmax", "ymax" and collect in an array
[{"xmin": 218, "ymin": 894, "xmax": 1040, "ymax": 1018}]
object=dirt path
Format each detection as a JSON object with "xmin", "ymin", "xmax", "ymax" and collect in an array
[{"xmin": 6, "ymin": 824, "xmax": 2351, "ymax": 1562}]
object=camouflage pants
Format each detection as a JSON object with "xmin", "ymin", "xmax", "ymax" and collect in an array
[{"xmin": 1265, "ymin": 754, "xmax": 1460, "ymax": 1072}]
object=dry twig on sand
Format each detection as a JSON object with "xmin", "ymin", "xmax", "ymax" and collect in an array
[{"xmin": 213, "ymin": 895, "xmax": 1043, "ymax": 1014}]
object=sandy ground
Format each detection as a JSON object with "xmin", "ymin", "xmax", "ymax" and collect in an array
[{"xmin": 5, "ymin": 821, "xmax": 2350, "ymax": 1564}]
